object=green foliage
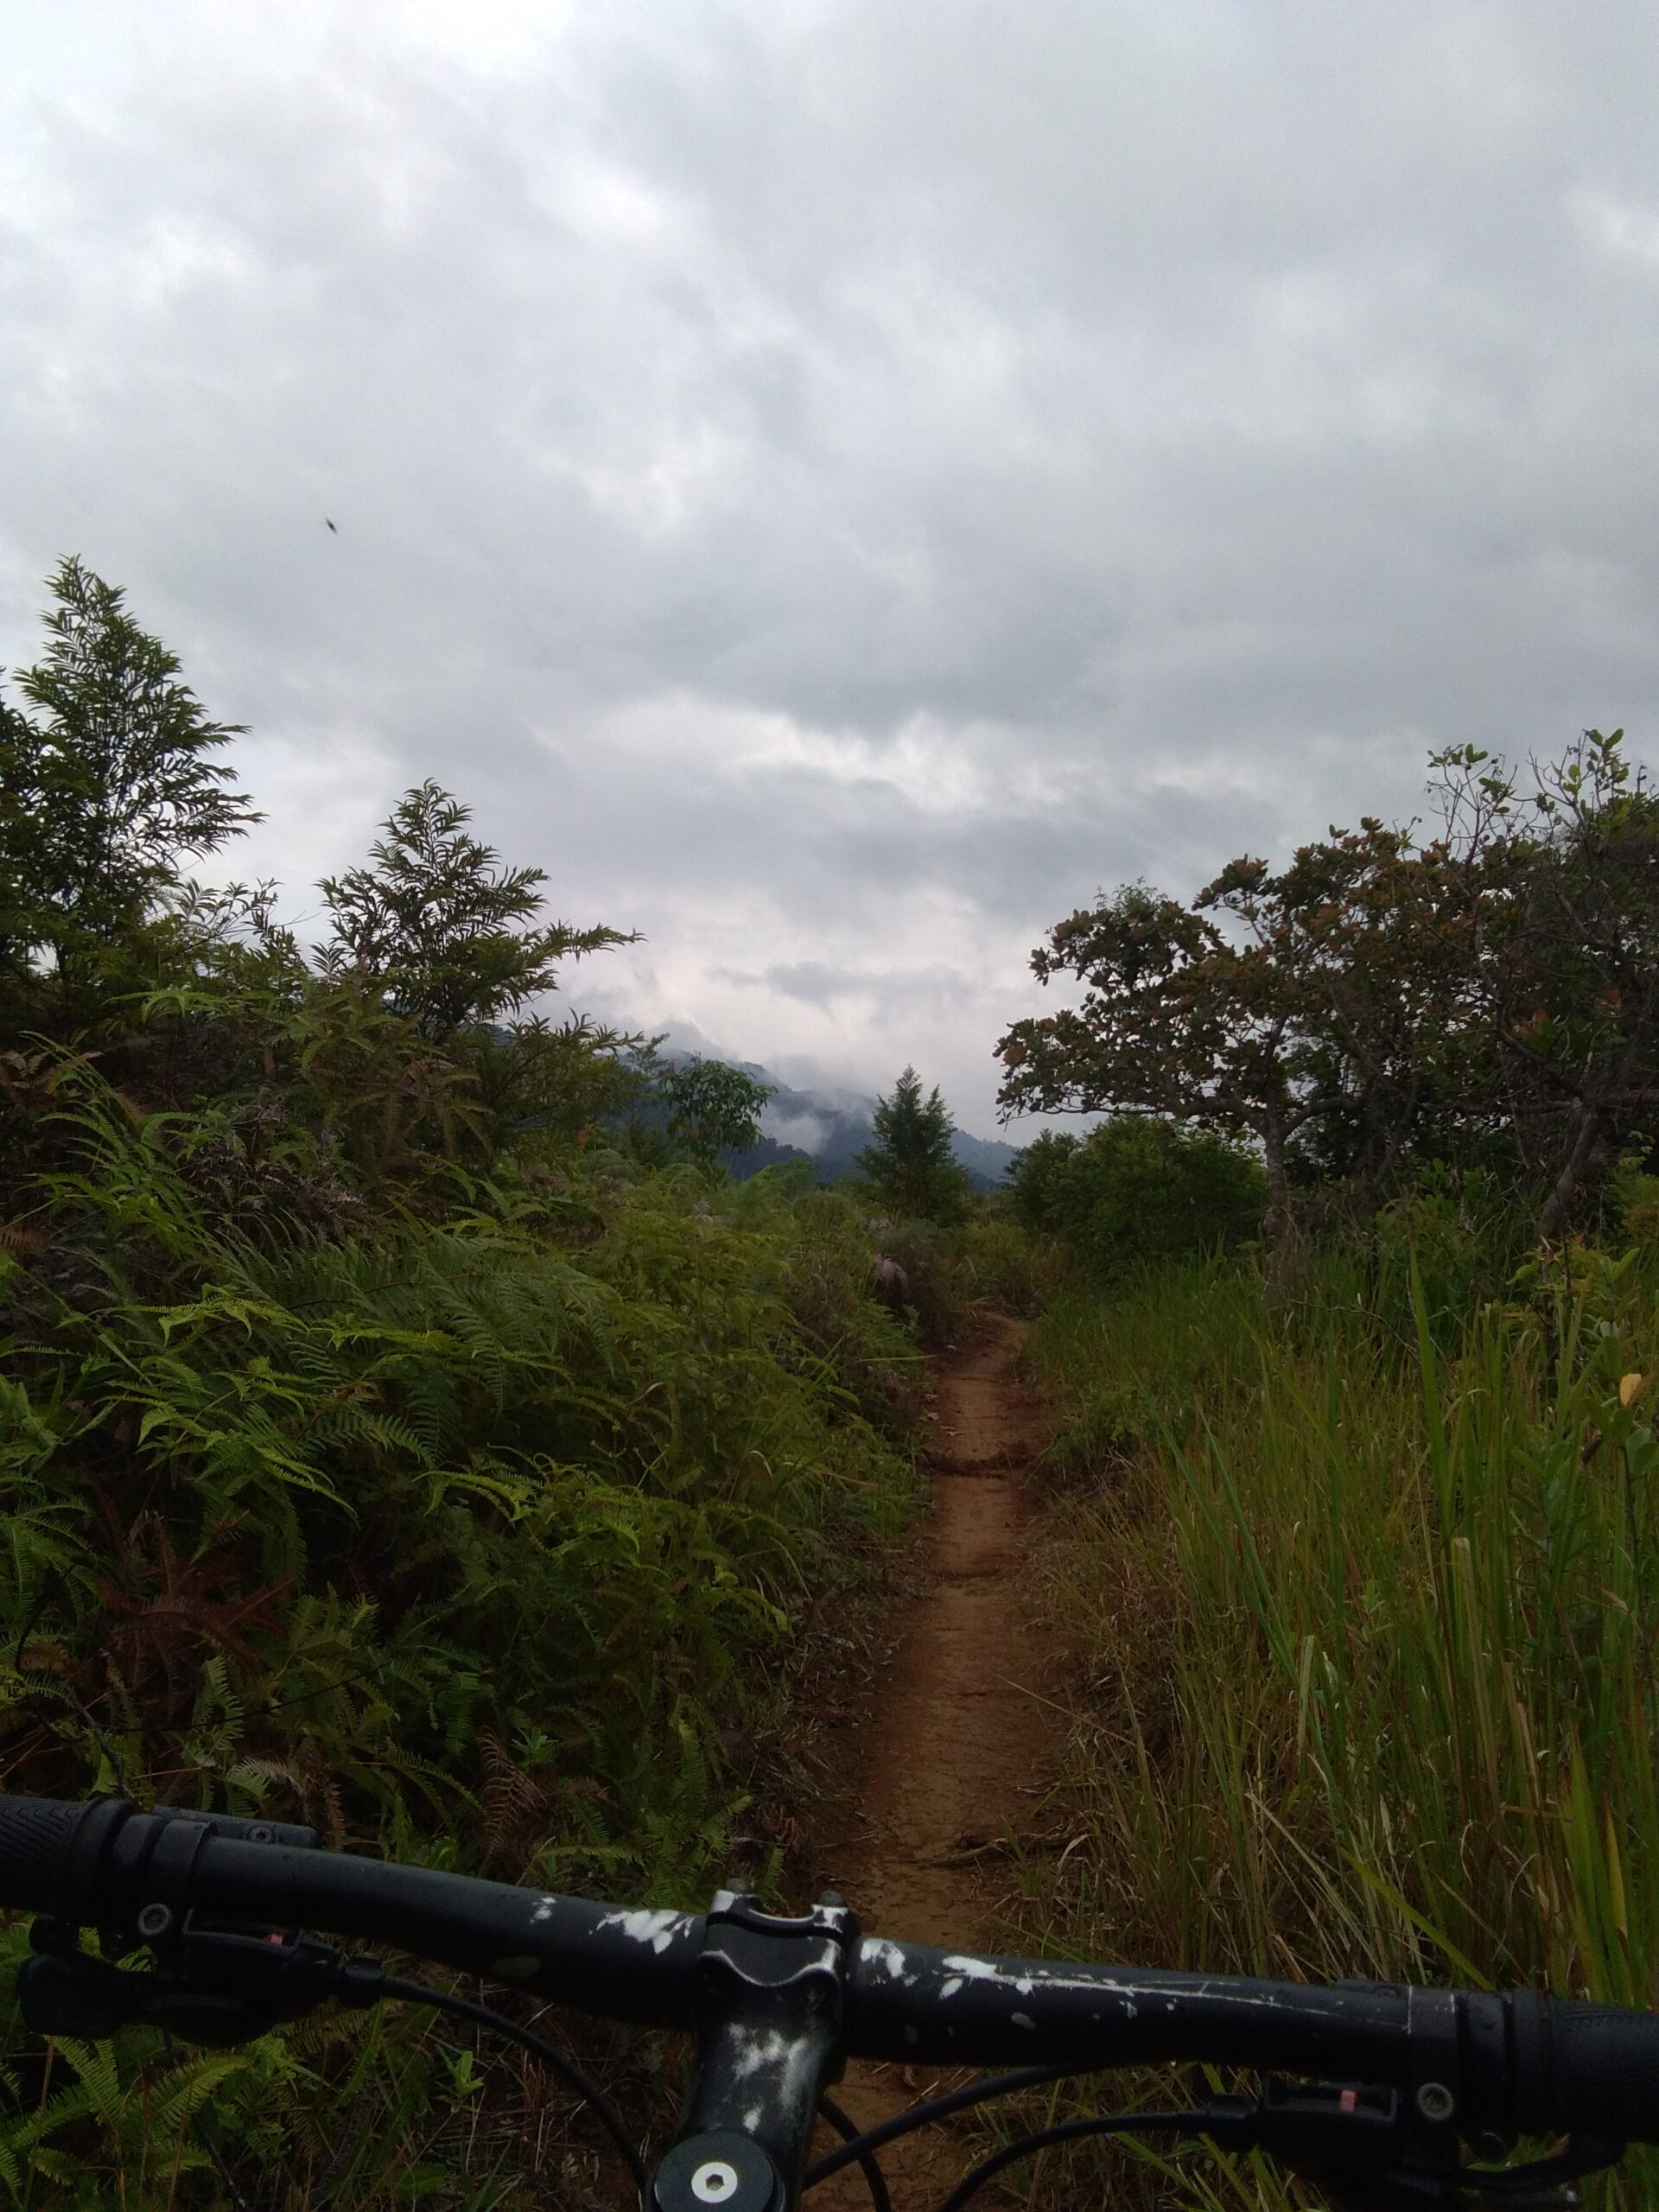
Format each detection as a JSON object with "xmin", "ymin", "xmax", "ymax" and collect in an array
[
  {"xmin": 1007, "ymin": 1117, "xmax": 1264, "ymax": 1282},
  {"xmin": 0, "ymin": 559, "xmax": 257, "ymax": 1007},
  {"xmin": 855, "ymin": 1066, "xmax": 972, "ymax": 1224},
  {"xmin": 0, "ymin": 1049, "xmax": 922, "ymax": 2200},
  {"xmin": 318, "ymin": 779, "xmax": 633, "ymax": 1042},
  {"xmin": 949, "ymin": 1211, "xmax": 1062, "ymax": 1318},
  {"xmin": 1608, "ymin": 1139, "xmax": 1659, "ymax": 1255},
  {"xmin": 1001, "ymin": 1129, "xmax": 1079, "ymax": 1236},
  {"xmin": 1360, "ymin": 1165, "xmax": 1528, "ymax": 1356},
  {"xmin": 658, "ymin": 1058, "xmax": 773, "ymax": 1171},
  {"xmin": 0, "ymin": 565, "xmax": 924, "ymax": 2206}
]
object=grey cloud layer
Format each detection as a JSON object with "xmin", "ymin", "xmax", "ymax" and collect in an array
[{"xmin": 5, "ymin": 0, "xmax": 1659, "ymax": 1128}]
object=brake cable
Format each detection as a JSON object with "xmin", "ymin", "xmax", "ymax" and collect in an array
[
  {"xmin": 375, "ymin": 1974, "xmax": 650, "ymax": 2198},
  {"xmin": 804, "ymin": 2063, "xmax": 1080, "ymax": 2187},
  {"xmin": 931, "ymin": 2100, "xmax": 1621, "ymax": 2212},
  {"xmin": 815, "ymin": 2094, "xmax": 893, "ymax": 2212},
  {"xmin": 19, "ymin": 1922, "xmax": 652, "ymax": 2200},
  {"xmin": 805, "ymin": 2068, "xmax": 1624, "ymax": 2212},
  {"xmin": 936, "ymin": 2108, "xmax": 1218, "ymax": 2212}
]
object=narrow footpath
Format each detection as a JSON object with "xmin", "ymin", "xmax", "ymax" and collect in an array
[{"xmin": 804, "ymin": 1310, "xmax": 1052, "ymax": 2210}]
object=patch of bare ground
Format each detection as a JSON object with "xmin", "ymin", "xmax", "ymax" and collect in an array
[{"xmin": 795, "ymin": 1308, "xmax": 1058, "ymax": 2212}]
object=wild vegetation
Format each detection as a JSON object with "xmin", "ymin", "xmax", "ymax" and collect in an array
[
  {"xmin": 996, "ymin": 737, "xmax": 1659, "ymax": 2209},
  {"xmin": 999, "ymin": 728, "xmax": 1659, "ymax": 1245},
  {"xmin": 1007, "ymin": 1118, "xmax": 1264, "ymax": 1285},
  {"xmin": 4, "ymin": 553, "xmax": 1657, "ymax": 2211},
  {"xmin": 0, "ymin": 563, "xmax": 928, "ymax": 2206}
]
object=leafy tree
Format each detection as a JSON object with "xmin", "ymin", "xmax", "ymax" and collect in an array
[
  {"xmin": 1430, "ymin": 729, "xmax": 1659, "ymax": 1239},
  {"xmin": 659, "ymin": 1056, "xmax": 774, "ymax": 1170},
  {"xmin": 999, "ymin": 731, "xmax": 1659, "ymax": 1244},
  {"xmin": 318, "ymin": 779, "xmax": 632, "ymax": 1041},
  {"xmin": 1004, "ymin": 1128, "xmax": 1082, "ymax": 1236},
  {"xmin": 856, "ymin": 1065, "xmax": 972, "ymax": 1222},
  {"xmin": 0, "ymin": 557, "xmax": 257, "ymax": 991},
  {"xmin": 996, "ymin": 880, "xmax": 1320, "ymax": 1243}
]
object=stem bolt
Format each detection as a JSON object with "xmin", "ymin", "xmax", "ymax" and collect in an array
[
  {"xmin": 652, "ymin": 2132, "xmax": 780, "ymax": 2212},
  {"xmin": 136, "ymin": 1903, "xmax": 173, "ymax": 1941}
]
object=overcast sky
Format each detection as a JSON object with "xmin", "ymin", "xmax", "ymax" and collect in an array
[{"xmin": 6, "ymin": 2, "xmax": 1659, "ymax": 1135}]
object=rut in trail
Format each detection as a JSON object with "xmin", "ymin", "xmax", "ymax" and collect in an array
[{"xmin": 805, "ymin": 1309, "xmax": 1053, "ymax": 2212}]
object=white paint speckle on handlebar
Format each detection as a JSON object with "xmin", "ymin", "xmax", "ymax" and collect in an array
[{"xmin": 595, "ymin": 1907, "xmax": 692, "ymax": 1954}]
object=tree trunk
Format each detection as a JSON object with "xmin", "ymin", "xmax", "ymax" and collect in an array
[
  {"xmin": 1352, "ymin": 1084, "xmax": 1415, "ymax": 1222},
  {"xmin": 1262, "ymin": 1100, "xmax": 1291, "ymax": 1249},
  {"xmin": 1536, "ymin": 1098, "xmax": 1602, "ymax": 1243}
]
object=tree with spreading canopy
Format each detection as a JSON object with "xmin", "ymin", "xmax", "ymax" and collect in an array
[{"xmin": 998, "ymin": 731, "xmax": 1659, "ymax": 1245}]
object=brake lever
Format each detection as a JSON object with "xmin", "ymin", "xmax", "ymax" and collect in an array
[
  {"xmin": 18, "ymin": 1916, "xmax": 389, "ymax": 2047},
  {"xmin": 1223, "ymin": 2078, "xmax": 1460, "ymax": 2209},
  {"xmin": 1203, "ymin": 2079, "xmax": 1616, "ymax": 2210}
]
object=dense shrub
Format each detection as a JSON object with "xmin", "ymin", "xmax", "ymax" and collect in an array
[
  {"xmin": 950, "ymin": 1210, "xmax": 1063, "ymax": 1316},
  {"xmin": 1007, "ymin": 1116, "xmax": 1265, "ymax": 1280}
]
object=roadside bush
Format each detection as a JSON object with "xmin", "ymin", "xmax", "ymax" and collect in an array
[
  {"xmin": 951, "ymin": 1209, "xmax": 1063, "ymax": 1315},
  {"xmin": 1007, "ymin": 1116, "xmax": 1264, "ymax": 1281},
  {"xmin": 1362, "ymin": 1163, "xmax": 1526, "ymax": 1355},
  {"xmin": 872, "ymin": 1219, "xmax": 971, "ymax": 1348}
]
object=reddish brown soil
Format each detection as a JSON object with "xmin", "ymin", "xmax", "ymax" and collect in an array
[{"xmin": 804, "ymin": 1311, "xmax": 1052, "ymax": 2211}]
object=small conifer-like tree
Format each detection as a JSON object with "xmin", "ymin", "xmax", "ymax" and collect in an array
[
  {"xmin": 855, "ymin": 1065, "xmax": 972, "ymax": 1221},
  {"xmin": 319, "ymin": 779, "xmax": 632, "ymax": 1041},
  {"xmin": 1, "ymin": 557, "xmax": 257, "ymax": 985}
]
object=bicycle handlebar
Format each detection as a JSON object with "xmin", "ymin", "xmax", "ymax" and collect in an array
[{"xmin": 3, "ymin": 1792, "xmax": 1656, "ymax": 2208}]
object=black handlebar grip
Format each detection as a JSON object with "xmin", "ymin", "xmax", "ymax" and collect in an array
[
  {"xmin": 1551, "ymin": 1999, "xmax": 1659, "ymax": 2142},
  {"xmin": 0, "ymin": 1797, "xmax": 319, "ymax": 1929},
  {"xmin": 0, "ymin": 1797, "xmax": 107, "ymax": 1916}
]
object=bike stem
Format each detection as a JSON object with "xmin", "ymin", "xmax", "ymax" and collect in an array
[{"xmin": 649, "ymin": 1890, "xmax": 858, "ymax": 2212}]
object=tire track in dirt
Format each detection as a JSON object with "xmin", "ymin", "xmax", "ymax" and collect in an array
[{"xmin": 803, "ymin": 1310, "xmax": 1052, "ymax": 2211}]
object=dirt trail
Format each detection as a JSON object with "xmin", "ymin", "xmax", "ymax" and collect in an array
[{"xmin": 804, "ymin": 1311, "xmax": 1052, "ymax": 2210}]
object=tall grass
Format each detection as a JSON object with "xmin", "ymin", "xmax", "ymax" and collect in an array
[{"xmin": 1014, "ymin": 1242, "xmax": 1659, "ymax": 2209}]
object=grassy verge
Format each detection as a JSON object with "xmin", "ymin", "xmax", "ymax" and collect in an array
[{"xmin": 1004, "ymin": 1242, "xmax": 1659, "ymax": 2209}]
